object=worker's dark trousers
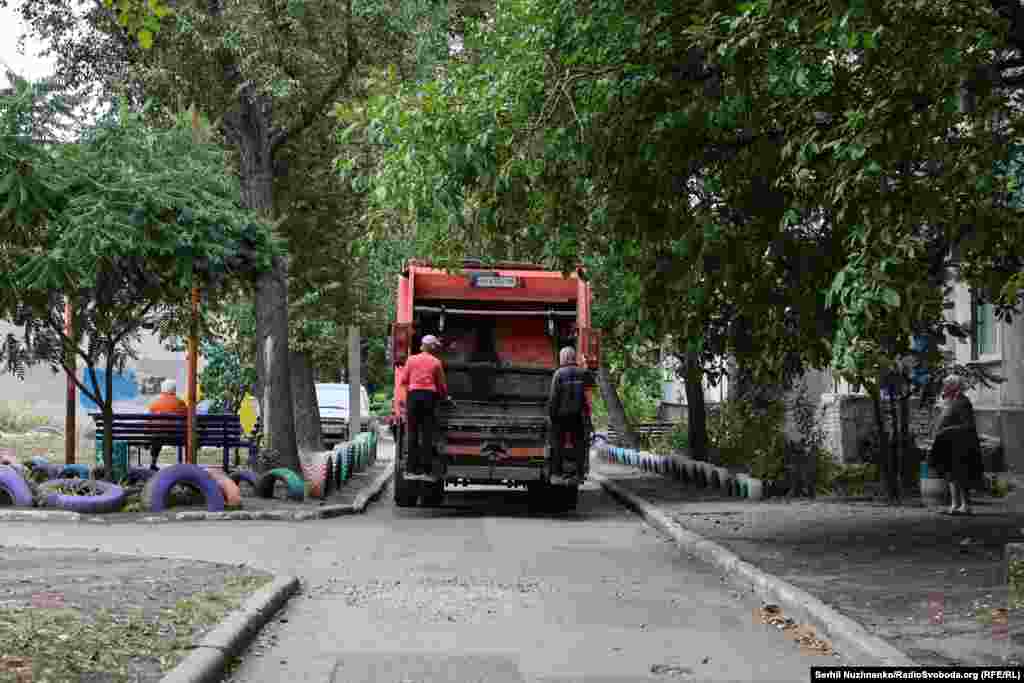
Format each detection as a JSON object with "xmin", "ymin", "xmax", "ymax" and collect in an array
[
  {"xmin": 549, "ymin": 417, "xmax": 586, "ymax": 475},
  {"xmin": 406, "ymin": 390, "xmax": 439, "ymax": 473}
]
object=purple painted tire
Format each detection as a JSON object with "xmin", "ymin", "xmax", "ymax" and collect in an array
[
  {"xmin": 0, "ymin": 465, "xmax": 34, "ymax": 507},
  {"xmin": 141, "ymin": 464, "xmax": 225, "ymax": 513},
  {"xmin": 229, "ymin": 470, "xmax": 259, "ymax": 490},
  {"xmin": 39, "ymin": 478, "xmax": 127, "ymax": 514}
]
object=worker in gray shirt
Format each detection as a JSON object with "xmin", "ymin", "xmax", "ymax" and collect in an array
[{"xmin": 547, "ymin": 347, "xmax": 591, "ymax": 484}]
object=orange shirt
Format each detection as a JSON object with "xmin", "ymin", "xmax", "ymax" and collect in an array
[
  {"xmin": 400, "ymin": 352, "xmax": 449, "ymax": 399},
  {"xmin": 148, "ymin": 392, "xmax": 188, "ymax": 415}
]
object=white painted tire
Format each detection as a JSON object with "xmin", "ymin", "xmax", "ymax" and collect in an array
[{"xmin": 746, "ymin": 477, "xmax": 764, "ymax": 501}]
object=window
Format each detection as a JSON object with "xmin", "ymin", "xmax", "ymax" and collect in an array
[{"xmin": 971, "ymin": 293, "xmax": 998, "ymax": 359}]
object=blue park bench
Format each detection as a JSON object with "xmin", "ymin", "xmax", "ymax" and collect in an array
[{"xmin": 90, "ymin": 412, "xmax": 259, "ymax": 472}]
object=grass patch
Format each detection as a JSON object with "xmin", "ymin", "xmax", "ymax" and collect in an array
[
  {"xmin": 0, "ymin": 574, "xmax": 272, "ymax": 682},
  {"xmin": 0, "ymin": 401, "xmax": 57, "ymax": 434}
]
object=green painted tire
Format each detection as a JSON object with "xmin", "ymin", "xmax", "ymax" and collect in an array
[
  {"xmin": 339, "ymin": 445, "xmax": 352, "ymax": 481},
  {"xmin": 255, "ymin": 468, "xmax": 305, "ymax": 501}
]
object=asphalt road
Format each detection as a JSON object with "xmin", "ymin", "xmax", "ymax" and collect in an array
[{"xmin": 0, "ymin": 441, "xmax": 845, "ymax": 682}]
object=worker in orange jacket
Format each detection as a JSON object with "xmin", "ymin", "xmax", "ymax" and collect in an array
[
  {"xmin": 400, "ymin": 335, "xmax": 454, "ymax": 480},
  {"xmin": 147, "ymin": 379, "xmax": 188, "ymax": 470}
]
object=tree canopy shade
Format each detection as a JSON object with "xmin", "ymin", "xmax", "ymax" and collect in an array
[
  {"xmin": 0, "ymin": 79, "xmax": 280, "ymax": 477},
  {"xmin": 357, "ymin": 0, "xmax": 1024, "ymax": 488}
]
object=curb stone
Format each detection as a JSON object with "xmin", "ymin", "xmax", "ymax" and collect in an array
[
  {"xmin": 0, "ymin": 510, "xmax": 81, "ymax": 522},
  {"xmin": 160, "ymin": 574, "xmax": 300, "ymax": 683},
  {"xmin": 593, "ymin": 472, "xmax": 919, "ymax": 667}
]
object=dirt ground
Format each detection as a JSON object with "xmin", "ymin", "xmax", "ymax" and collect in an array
[{"xmin": 0, "ymin": 546, "xmax": 272, "ymax": 682}]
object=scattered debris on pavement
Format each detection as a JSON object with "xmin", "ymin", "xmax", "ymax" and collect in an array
[
  {"xmin": 650, "ymin": 663, "xmax": 694, "ymax": 677},
  {"xmin": 756, "ymin": 604, "xmax": 835, "ymax": 656}
]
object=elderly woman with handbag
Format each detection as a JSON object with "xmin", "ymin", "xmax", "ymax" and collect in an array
[{"xmin": 929, "ymin": 375, "xmax": 984, "ymax": 515}]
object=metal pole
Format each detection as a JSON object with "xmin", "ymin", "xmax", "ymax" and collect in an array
[
  {"xmin": 65, "ymin": 298, "xmax": 76, "ymax": 465},
  {"xmin": 349, "ymin": 325, "xmax": 361, "ymax": 438}
]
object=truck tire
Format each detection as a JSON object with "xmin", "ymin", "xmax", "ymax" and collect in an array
[
  {"xmin": 421, "ymin": 481, "xmax": 444, "ymax": 507},
  {"xmin": 552, "ymin": 484, "xmax": 579, "ymax": 512}
]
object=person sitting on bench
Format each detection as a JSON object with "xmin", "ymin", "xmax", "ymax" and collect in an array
[{"xmin": 147, "ymin": 379, "xmax": 188, "ymax": 470}]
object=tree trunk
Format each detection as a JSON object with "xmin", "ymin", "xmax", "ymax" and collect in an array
[
  {"xmin": 255, "ymin": 258, "xmax": 298, "ymax": 470},
  {"xmin": 899, "ymin": 391, "xmax": 912, "ymax": 490},
  {"xmin": 290, "ymin": 349, "xmax": 322, "ymax": 454},
  {"xmin": 224, "ymin": 90, "xmax": 299, "ymax": 472},
  {"xmin": 103, "ymin": 353, "xmax": 115, "ymax": 480},
  {"xmin": 871, "ymin": 390, "xmax": 897, "ymax": 504},
  {"xmin": 596, "ymin": 365, "xmax": 639, "ymax": 449},
  {"xmin": 683, "ymin": 352, "xmax": 709, "ymax": 461},
  {"xmin": 888, "ymin": 393, "xmax": 902, "ymax": 500}
]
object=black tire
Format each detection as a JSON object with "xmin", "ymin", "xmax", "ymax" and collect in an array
[
  {"xmin": 141, "ymin": 464, "xmax": 226, "ymax": 513},
  {"xmin": 393, "ymin": 427, "xmax": 417, "ymax": 507},
  {"xmin": 254, "ymin": 468, "xmax": 305, "ymax": 501},
  {"xmin": 553, "ymin": 485, "xmax": 579, "ymax": 512},
  {"xmin": 421, "ymin": 482, "xmax": 444, "ymax": 507},
  {"xmin": 0, "ymin": 465, "xmax": 35, "ymax": 507},
  {"xmin": 527, "ymin": 482, "xmax": 550, "ymax": 511},
  {"xmin": 39, "ymin": 478, "xmax": 127, "ymax": 513}
]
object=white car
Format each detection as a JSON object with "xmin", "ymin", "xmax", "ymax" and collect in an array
[{"xmin": 316, "ymin": 383, "xmax": 374, "ymax": 445}]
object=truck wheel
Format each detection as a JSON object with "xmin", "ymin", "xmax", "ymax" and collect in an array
[
  {"xmin": 560, "ymin": 485, "xmax": 580, "ymax": 511},
  {"xmin": 394, "ymin": 469, "xmax": 418, "ymax": 507},
  {"xmin": 421, "ymin": 482, "xmax": 444, "ymax": 507},
  {"xmin": 544, "ymin": 484, "xmax": 579, "ymax": 513}
]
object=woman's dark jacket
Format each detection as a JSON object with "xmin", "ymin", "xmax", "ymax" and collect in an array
[{"xmin": 930, "ymin": 396, "xmax": 984, "ymax": 484}]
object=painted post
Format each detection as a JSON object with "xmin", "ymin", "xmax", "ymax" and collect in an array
[
  {"xmin": 186, "ymin": 106, "xmax": 200, "ymax": 465},
  {"xmin": 187, "ymin": 286, "xmax": 198, "ymax": 464},
  {"xmin": 349, "ymin": 325, "xmax": 361, "ymax": 439},
  {"xmin": 64, "ymin": 298, "xmax": 76, "ymax": 465}
]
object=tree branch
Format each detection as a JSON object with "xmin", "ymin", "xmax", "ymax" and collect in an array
[{"xmin": 270, "ymin": 0, "xmax": 357, "ymax": 153}]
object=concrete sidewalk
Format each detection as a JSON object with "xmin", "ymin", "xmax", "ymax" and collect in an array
[{"xmin": 594, "ymin": 459, "xmax": 1024, "ymax": 668}]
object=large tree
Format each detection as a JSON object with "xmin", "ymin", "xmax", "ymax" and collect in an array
[{"xmin": 0, "ymin": 80, "xmax": 279, "ymax": 477}]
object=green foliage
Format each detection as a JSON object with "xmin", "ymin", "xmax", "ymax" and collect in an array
[
  {"xmin": 707, "ymin": 397, "xmax": 787, "ymax": 479},
  {"xmin": 0, "ymin": 81, "xmax": 279, "ymax": 478},
  {"xmin": 829, "ymin": 463, "xmax": 882, "ymax": 497},
  {"xmin": 649, "ymin": 421, "xmax": 689, "ymax": 455},
  {"xmin": 1010, "ymin": 559, "xmax": 1024, "ymax": 611},
  {"xmin": 198, "ymin": 341, "xmax": 256, "ymax": 415}
]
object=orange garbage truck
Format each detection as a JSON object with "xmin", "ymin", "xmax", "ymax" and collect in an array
[{"xmin": 389, "ymin": 259, "xmax": 602, "ymax": 510}]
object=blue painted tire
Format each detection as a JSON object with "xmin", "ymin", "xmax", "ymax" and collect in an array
[
  {"xmin": 0, "ymin": 465, "xmax": 34, "ymax": 507},
  {"xmin": 255, "ymin": 468, "xmax": 304, "ymax": 502},
  {"xmin": 28, "ymin": 456, "xmax": 50, "ymax": 469},
  {"xmin": 40, "ymin": 478, "xmax": 127, "ymax": 513},
  {"xmin": 59, "ymin": 464, "xmax": 91, "ymax": 479},
  {"xmin": 229, "ymin": 470, "xmax": 259, "ymax": 494},
  {"xmin": 141, "ymin": 464, "xmax": 226, "ymax": 513}
]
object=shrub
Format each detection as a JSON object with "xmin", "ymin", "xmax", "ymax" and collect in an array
[
  {"xmin": 707, "ymin": 395, "xmax": 786, "ymax": 476},
  {"xmin": 649, "ymin": 421, "xmax": 689, "ymax": 454}
]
